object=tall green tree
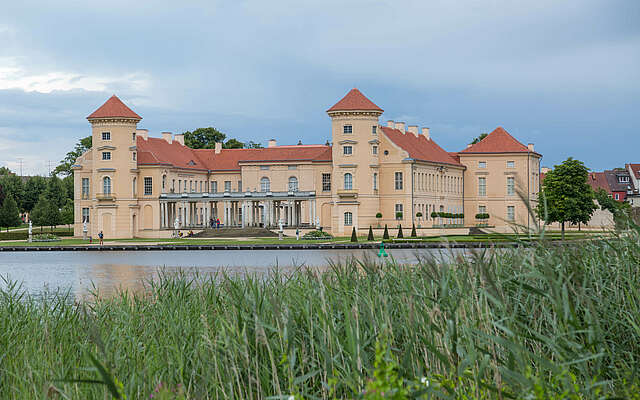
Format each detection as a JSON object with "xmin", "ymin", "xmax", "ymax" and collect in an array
[
  {"xmin": 45, "ymin": 176, "xmax": 66, "ymax": 209},
  {"xmin": 54, "ymin": 136, "xmax": 92, "ymax": 176},
  {"xmin": 223, "ymin": 138, "xmax": 244, "ymax": 149},
  {"xmin": 0, "ymin": 174, "xmax": 24, "ymax": 211},
  {"xmin": 594, "ymin": 188, "xmax": 632, "ymax": 229},
  {"xmin": 183, "ymin": 127, "xmax": 226, "ymax": 149},
  {"xmin": 62, "ymin": 175, "xmax": 74, "ymax": 202},
  {"xmin": 0, "ymin": 167, "xmax": 11, "ymax": 176},
  {"xmin": 470, "ymin": 133, "xmax": 488, "ymax": 144},
  {"xmin": 23, "ymin": 176, "xmax": 47, "ymax": 213},
  {"xmin": 31, "ymin": 195, "xmax": 61, "ymax": 231},
  {"xmin": 0, "ymin": 195, "xmax": 21, "ymax": 231},
  {"xmin": 244, "ymin": 141, "xmax": 264, "ymax": 149},
  {"xmin": 60, "ymin": 199, "xmax": 74, "ymax": 231},
  {"xmin": 536, "ymin": 158, "xmax": 597, "ymax": 238}
]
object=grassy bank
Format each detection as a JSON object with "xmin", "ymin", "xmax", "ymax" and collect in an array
[{"xmin": 1, "ymin": 230, "xmax": 639, "ymax": 399}]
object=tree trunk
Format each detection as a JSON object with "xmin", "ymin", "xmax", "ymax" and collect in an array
[{"xmin": 561, "ymin": 221, "xmax": 565, "ymax": 240}]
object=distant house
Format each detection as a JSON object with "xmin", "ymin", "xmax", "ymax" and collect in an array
[
  {"xmin": 603, "ymin": 169, "xmax": 632, "ymax": 202},
  {"xmin": 625, "ymin": 164, "xmax": 640, "ymax": 207}
]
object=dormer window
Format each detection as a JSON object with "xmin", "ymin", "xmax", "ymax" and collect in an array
[
  {"xmin": 343, "ymin": 125, "xmax": 352, "ymax": 134},
  {"xmin": 188, "ymin": 160, "xmax": 196, "ymax": 166},
  {"xmin": 619, "ymin": 176, "xmax": 629, "ymax": 183},
  {"xmin": 102, "ymin": 132, "xmax": 111, "ymax": 141}
]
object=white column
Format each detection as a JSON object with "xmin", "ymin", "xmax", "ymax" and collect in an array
[{"xmin": 241, "ymin": 201, "xmax": 246, "ymax": 228}]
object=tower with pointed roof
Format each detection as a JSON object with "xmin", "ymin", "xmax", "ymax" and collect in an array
[
  {"xmin": 327, "ymin": 89, "xmax": 384, "ymax": 233},
  {"xmin": 81, "ymin": 95, "xmax": 143, "ymax": 238}
]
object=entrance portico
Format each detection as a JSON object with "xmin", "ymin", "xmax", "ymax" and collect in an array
[{"xmin": 158, "ymin": 191, "xmax": 317, "ymax": 229}]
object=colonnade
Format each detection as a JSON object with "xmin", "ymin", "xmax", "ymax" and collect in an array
[{"xmin": 159, "ymin": 199, "xmax": 317, "ymax": 229}]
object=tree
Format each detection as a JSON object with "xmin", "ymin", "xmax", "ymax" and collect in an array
[
  {"xmin": 0, "ymin": 195, "xmax": 21, "ymax": 231},
  {"xmin": 536, "ymin": 158, "xmax": 597, "ymax": 239},
  {"xmin": 23, "ymin": 176, "xmax": 47, "ymax": 213},
  {"xmin": 45, "ymin": 176, "xmax": 66, "ymax": 209},
  {"xmin": 411, "ymin": 224, "xmax": 417, "ymax": 237},
  {"xmin": 0, "ymin": 167, "xmax": 11, "ymax": 176},
  {"xmin": 397, "ymin": 224, "xmax": 403, "ymax": 238},
  {"xmin": 54, "ymin": 136, "xmax": 92, "ymax": 176},
  {"xmin": 30, "ymin": 195, "xmax": 61, "ymax": 231},
  {"xmin": 245, "ymin": 141, "xmax": 264, "ymax": 149},
  {"xmin": 594, "ymin": 188, "xmax": 632, "ymax": 229},
  {"xmin": 60, "ymin": 199, "xmax": 74, "ymax": 231},
  {"xmin": 0, "ymin": 174, "xmax": 24, "ymax": 212},
  {"xmin": 383, "ymin": 224, "xmax": 389, "ymax": 240},
  {"xmin": 223, "ymin": 138, "xmax": 244, "ymax": 149},
  {"xmin": 470, "ymin": 133, "xmax": 488, "ymax": 145},
  {"xmin": 367, "ymin": 226, "xmax": 374, "ymax": 241},
  {"xmin": 350, "ymin": 226, "xmax": 358, "ymax": 242},
  {"xmin": 183, "ymin": 127, "xmax": 226, "ymax": 149},
  {"xmin": 62, "ymin": 175, "xmax": 74, "ymax": 202}
]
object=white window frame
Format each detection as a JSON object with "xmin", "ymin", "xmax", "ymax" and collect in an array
[
  {"xmin": 395, "ymin": 172, "xmax": 403, "ymax": 190},
  {"xmin": 344, "ymin": 173, "xmax": 353, "ymax": 190},
  {"xmin": 102, "ymin": 176, "xmax": 111, "ymax": 194},
  {"xmin": 260, "ymin": 177, "xmax": 270, "ymax": 192},
  {"xmin": 373, "ymin": 172, "xmax": 378, "ymax": 191},
  {"xmin": 343, "ymin": 146, "xmax": 353, "ymax": 155},
  {"xmin": 144, "ymin": 177, "xmax": 152, "ymax": 195},
  {"xmin": 82, "ymin": 207, "xmax": 90, "ymax": 223},
  {"xmin": 102, "ymin": 152, "xmax": 111, "ymax": 160},
  {"xmin": 507, "ymin": 176, "xmax": 515, "ymax": 196},
  {"xmin": 372, "ymin": 145, "xmax": 378, "ymax": 155},
  {"xmin": 224, "ymin": 180, "xmax": 231, "ymax": 192},
  {"xmin": 478, "ymin": 161, "xmax": 487, "ymax": 169},
  {"xmin": 372, "ymin": 125, "xmax": 377, "ymax": 135},
  {"xmin": 507, "ymin": 161, "xmax": 515, "ymax": 168},
  {"xmin": 101, "ymin": 132, "xmax": 111, "ymax": 141},
  {"xmin": 82, "ymin": 178, "xmax": 90, "ymax": 198},
  {"xmin": 344, "ymin": 211, "xmax": 353, "ymax": 226},
  {"xmin": 211, "ymin": 181, "xmax": 217, "ymax": 193},
  {"xmin": 507, "ymin": 206, "xmax": 515, "ymax": 221},
  {"xmin": 322, "ymin": 173, "xmax": 331, "ymax": 191},
  {"xmin": 478, "ymin": 177, "xmax": 487, "ymax": 196},
  {"xmin": 288, "ymin": 176, "xmax": 298, "ymax": 192},
  {"xmin": 343, "ymin": 125, "xmax": 353, "ymax": 134}
]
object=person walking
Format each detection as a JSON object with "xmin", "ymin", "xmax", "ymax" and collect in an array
[
  {"xmin": 98, "ymin": 231, "xmax": 104, "ymax": 245},
  {"xmin": 216, "ymin": 218, "xmax": 220, "ymax": 230}
]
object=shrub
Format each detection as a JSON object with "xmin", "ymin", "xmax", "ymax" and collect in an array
[
  {"xmin": 396, "ymin": 224, "xmax": 403, "ymax": 238},
  {"xmin": 475, "ymin": 213, "xmax": 490, "ymax": 220},
  {"xmin": 375, "ymin": 212, "xmax": 382, "ymax": 219},
  {"xmin": 410, "ymin": 224, "xmax": 417, "ymax": 237},
  {"xmin": 367, "ymin": 226, "xmax": 374, "ymax": 241},
  {"xmin": 302, "ymin": 230, "xmax": 332, "ymax": 239},
  {"xmin": 431, "ymin": 211, "xmax": 438, "ymax": 219},
  {"xmin": 395, "ymin": 212, "xmax": 403, "ymax": 220},
  {"xmin": 416, "ymin": 212, "xmax": 423, "ymax": 218},
  {"xmin": 382, "ymin": 224, "xmax": 389, "ymax": 240},
  {"xmin": 350, "ymin": 227, "xmax": 358, "ymax": 243}
]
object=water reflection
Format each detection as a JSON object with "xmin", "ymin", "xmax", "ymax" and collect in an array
[{"xmin": 0, "ymin": 248, "xmax": 461, "ymax": 299}]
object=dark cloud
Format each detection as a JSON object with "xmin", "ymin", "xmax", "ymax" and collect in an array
[{"xmin": 0, "ymin": 0, "xmax": 638, "ymax": 173}]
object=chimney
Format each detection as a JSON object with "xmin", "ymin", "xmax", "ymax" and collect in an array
[
  {"xmin": 394, "ymin": 121, "xmax": 406, "ymax": 132},
  {"xmin": 421, "ymin": 127, "xmax": 430, "ymax": 140},
  {"xmin": 136, "ymin": 129, "xmax": 148, "ymax": 140},
  {"xmin": 174, "ymin": 133, "xmax": 184, "ymax": 146},
  {"xmin": 407, "ymin": 125, "xmax": 419, "ymax": 137},
  {"xmin": 528, "ymin": 143, "xmax": 534, "ymax": 151},
  {"xmin": 268, "ymin": 139, "xmax": 276, "ymax": 148},
  {"xmin": 215, "ymin": 142, "xmax": 222, "ymax": 154},
  {"xmin": 161, "ymin": 131, "xmax": 172, "ymax": 144},
  {"xmin": 386, "ymin": 120, "xmax": 395, "ymax": 128}
]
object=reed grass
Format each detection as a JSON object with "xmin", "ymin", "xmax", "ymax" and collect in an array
[{"xmin": 1, "ymin": 227, "xmax": 639, "ymax": 398}]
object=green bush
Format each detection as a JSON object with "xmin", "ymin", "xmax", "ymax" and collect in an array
[
  {"xmin": 383, "ymin": 224, "xmax": 389, "ymax": 240},
  {"xmin": 431, "ymin": 211, "xmax": 438, "ymax": 219},
  {"xmin": 0, "ymin": 229, "xmax": 73, "ymax": 241},
  {"xmin": 302, "ymin": 230, "xmax": 332, "ymax": 239},
  {"xmin": 475, "ymin": 213, "xmax": 490, "ymax": 220},
  {"xmin": 375, "ymin": 212, "xmax": 382, "ymax": 219}
]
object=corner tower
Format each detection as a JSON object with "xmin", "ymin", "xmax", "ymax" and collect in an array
[
  {"xmin": 326, "ymin": 88, "xmax": 383, "ymax": 234},
  {"xmin": 85, "ymin": 95, "xmax": 142, "ymax": 238}
]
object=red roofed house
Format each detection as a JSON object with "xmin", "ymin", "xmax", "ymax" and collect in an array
[
  {"xmin": 73, "ymin": 90, "xmax": 541, "ymax": 238},
  {"xmin": 458, "ymin": 126, "xmax": 542, "ymax": 229},
  {"xmin": 626, "ymin": 164, "xmax": 640, "ymax": 207}
]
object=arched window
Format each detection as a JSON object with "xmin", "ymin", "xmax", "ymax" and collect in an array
[
  {"xmin": 344, "ymin": 212, "xmax": 353, "ymax": 226},
  {"xmin": 288, "ymin": 176, "xmax": 298, "ymax": 192},
  {"xmin": 260, "ymin": 177, "xmax": 270, "ymax": 192},
  {"xmin": 103, "ymin": 176, "xmax": 111, "ymax": 195},
  {"xmin": 344, "ymin": 173, "xmax": 353, "ymax": 190}
]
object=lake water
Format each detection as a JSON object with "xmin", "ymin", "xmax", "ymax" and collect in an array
[{"xmin": 0, "ymin": 248, "xmax": 466, "ymax": 298}]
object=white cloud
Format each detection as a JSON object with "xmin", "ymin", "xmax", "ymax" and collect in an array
[{"xmin": 0, "ymin": 58, "xmax": 151, "ymax": 94}]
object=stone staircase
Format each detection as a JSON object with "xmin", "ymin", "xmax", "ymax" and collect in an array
[{"xmin": 192, "ymin": 227, "xmax": 279, "ymax": 238}]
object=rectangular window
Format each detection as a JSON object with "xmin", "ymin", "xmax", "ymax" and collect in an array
[
  {"xmin": 224, "ymin": 181, "xmax": 231, "ymax": 192},
  {"xmin": 615, "ymin": 193, "xmax": 619, "ymax": 200},
  {"xmin": 372, "ymin": 145, "xmax": 378, "ymax": 155},
  {"xmin": 132, "ymin": 152, "xmax": 136, "ymax": 161},
  {"xmin": 343, "ymin": 146, "xmax": 353, "ymax": 155},
  {"xmin": 344, "ymin": 212, "xmax": 353, "ymax": 226},
  {"xmin": 260, "ymin": 166, "xmax": 270, "ymax": 170},
  {"xmin": 343, "ymin": 125, "xmax": 352, "ymax": 134},
  {"xmin": 102, "ymin": 152, "xmax": 111, "ymax": 160},
  {"xmin": 211, "ymin": 181, "xmax": 217, "ymax": 193},
  {"xmin": 373, "ymin": 172, "xmax": 378, "ymax": 190},
  {"xmin": 322, "ymin": 173, "xmax": 331, "ymax": 191},
  {"xmin": 478, "ymin": 177, "xmax": 487, "ymax": 196},
  {"xmin": 288, "ymin": 165, "xmax": 297, "ymax": 170},
  {"xmin": 132, "ymin": 132, "xmax": 136, "ymax": 141},
  {"xmin": 238, "ymin": 181, "xmax": 242, "ymax": 192},
  {"xmin": 395, "ymin": 172, "xmax": 403, "ymax": 190},
  {"xmin": 507, "ymin": 161, "xmax": 515, "ymax": 168},
  {"xmin": 144, "ymin": 177, "xmax": 153, "ymax": 195},
  {"xmin": 479, "ymin": 205, "xmax": 487, "ymax": 215},
  {"xmin": 82, "ymin": 178, "xmax": 90, "ymax": 199},
  {"xmin": 507, "ymin": 206, "xmax": 515, "ymax": 221},
  {"xmin": 101, "ymin": 132, "xmax": 111, "ymax": 140},
  {"xmin": 190, "ymin": 181, "xmax": 193, "ymax": 192},
  {"xmin": 372, "ymin": 125, "xmax": 377, "ymax": 134},
  {"xmin": 82, "ymin": 207, "xmax": 90, "ymax": 223},
  {"xmin": 395, "ymin": 203, "xmax": 403, "ymax": 220},
  {"xmin": 619, "ymin": 176, "xmax": 629, "ymax": 183},
  {"xmin": 478, "ymin": 161, "xmax": 486, "ymax": 168},
  {"xmin": 507, "ymin": 176, "xmax": 515, "ymax": 196}
]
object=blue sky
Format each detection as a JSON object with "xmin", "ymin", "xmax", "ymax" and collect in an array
[{"xmin": 1, "ymin": 0, "xmax": 638, "ymax": 175}]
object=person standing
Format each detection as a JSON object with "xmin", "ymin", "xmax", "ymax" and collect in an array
[
  {"xmin": 98, "ymin": 231, "xmax": 104, "ymax": 245},
  {"xmin": 216, "ymin": 218, "xmax": 220, "ymax": 230}
]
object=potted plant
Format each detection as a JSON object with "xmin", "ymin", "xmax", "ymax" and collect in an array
[
  {"xmin": 375, "ymin": 212, "xmax": 382, "ymax": 227},
  {"xmin": 395, "ymin": 211, "xmax": 403, "ymax": 221},
  {"xmin": 416, "ymin": 211, "xmax": 423, "ymax": 228},
  {"xmin": 475, "ymin": 213, "xmax": 490, "ymax": 227}
]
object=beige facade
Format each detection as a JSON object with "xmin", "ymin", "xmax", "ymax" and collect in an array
[{"xmin": 74, "ymin": 91, "xmax": 542, "ymax": 238}]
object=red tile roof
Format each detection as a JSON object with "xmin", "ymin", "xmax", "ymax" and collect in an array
[
  {"xmin": 327, "ymin": 88, "xmax": 383, "ymax": 113},
  {"xmin": 136, "ymin": 137, "xmax": 331, "ymax": 171},
  {"xmin": 626, "ymin": 163, "xmax": 640, "ymax": 179},
  {"xmin": 459, "ymin": 127, "xmax": 534, "ymax": 154},
  {"xmin": 88, "ymin": 95, "xmax": 142, "ymax": 120},
  {"xmin": 381, "ymin": 127, "xmax": 462, "ymax": 166},
  {"xmin": 587, "ymin": 172, "xmax": 610, "ymax": 193}
]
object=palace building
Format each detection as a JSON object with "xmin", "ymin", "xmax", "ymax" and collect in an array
[{"xmin": 73, "ymin": 89, "xmax": 542, "ymax": 238}]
